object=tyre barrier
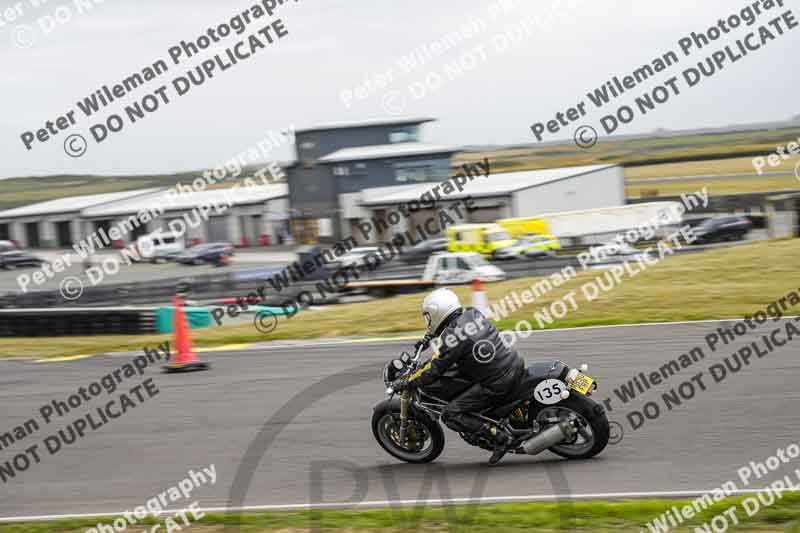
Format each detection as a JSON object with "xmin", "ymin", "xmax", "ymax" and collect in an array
[{"xmin": 0, "ymin": 308, "xmax": 158, "ymax": 337}]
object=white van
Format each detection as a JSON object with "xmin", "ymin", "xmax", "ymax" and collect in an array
[{"xmin": 135, "ymin": 231, "xmax": 184, "ymax": 263}]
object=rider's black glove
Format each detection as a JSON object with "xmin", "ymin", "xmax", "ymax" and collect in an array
[
  {"xmin": 414, "ymin": 333, "xmax": 432, "ymax": 353},
  {"xmin": 391, "ymin": 376, "xmax": 410, "ymax": 391}
]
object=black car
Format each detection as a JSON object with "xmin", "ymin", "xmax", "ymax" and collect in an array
[
  {"xmin": 399, "ymin": 238, "xmax": 448, "ymax": 264},
  {"xmin": 0, "ymin": 250, "xmax": 46, "ymax": 270},
  {"xmin": 176, "ymin": 242, "xmax": 235, "ymax": 265},
  {"xmin": 692, "ymin": 216, "xmax": 752, "ymax": 244}
]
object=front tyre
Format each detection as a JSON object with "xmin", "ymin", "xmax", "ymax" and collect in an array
[
  {"xmin": 534, "ymin": 394, "xmax": 609, "ymax": 460},
  {"xmin": 372, "ymin": 400, "xmax": 445, "ymax": 463}
]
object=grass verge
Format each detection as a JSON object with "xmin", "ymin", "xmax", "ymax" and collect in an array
[
  {"xmin": 626, "ymin": 175, "xmax": 799, "ymax": 198},
  {"xmin": 4, "ymin": 493, "xmax": 800, "ymax": 532},
  {"xmin": 1, "ymin": 238, "xmax": 798, "ymax": 360},
  {"xmin": 624, "ymin": 155, "xmax": 799, "ymax": 180}
]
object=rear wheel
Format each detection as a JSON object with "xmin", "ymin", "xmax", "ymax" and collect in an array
[
  {"xmin": 372, "ymin": 403, "xmax": 444, "ymax": 463},
  {"xmin": 534, "ymin": 394, "xmax": 609, "ymax": 459}
]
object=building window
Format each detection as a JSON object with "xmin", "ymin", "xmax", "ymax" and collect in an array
[
  {"xmin": 318, "ymin": 218, "xmax": 333, "ymax": 237},
  {"xmin": 353, "ymin": 163, "xmax": 367, "ymax": 175},
  {"xmin": 389, "ymin": 129, "xmax": 419, "ymax": 143},
  {"xmin": 333, "ymin": 165, "xmax": 350, "ymax": 176},
  {"xmin": 394, "ymin": 160, "xmax": 448, "ymax": 183},
  {"xmin": 300, "ymin": 141, "xmax": 316, "ymax": 150}
]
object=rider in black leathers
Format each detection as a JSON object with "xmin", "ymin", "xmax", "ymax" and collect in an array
[{"xmin": 397, "ymin": 288, "xmax": 525, "ymax": 464}]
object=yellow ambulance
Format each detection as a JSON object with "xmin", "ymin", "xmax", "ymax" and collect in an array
[
  {"xmin": 446, "ymin": 224, "xmax": 517, "ymax": 259},
  {"xmin": 498, "ymin": 217, "xmax": 561, "ymax": 256}
]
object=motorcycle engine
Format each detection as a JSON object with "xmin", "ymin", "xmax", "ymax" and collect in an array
[{"xmin": 460, "ymin": 432, "xmax": 494, "ymax": 451}]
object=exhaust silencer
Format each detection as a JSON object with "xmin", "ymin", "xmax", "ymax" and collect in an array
[{"xmin": 521, "ymin": 421, "xmax": 576, "ymax": 455}]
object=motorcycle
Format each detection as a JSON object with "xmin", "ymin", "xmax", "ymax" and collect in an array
[{"xmin": 372, "ymin": 344, "xmax": 610, "ymax": 463}]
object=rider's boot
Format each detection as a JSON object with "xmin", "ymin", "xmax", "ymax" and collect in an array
[{"xmin": 487, "ymin": 425, "xmax": 512, "ymax": 465}]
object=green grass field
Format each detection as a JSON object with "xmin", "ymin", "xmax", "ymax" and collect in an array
[
  {"xmin": 2, "ymin": 238, "xmax": 797, "ymax": 360},
  {"xmin": 6, "ymin": 493, "xmax": 800, "ymax": 532}
]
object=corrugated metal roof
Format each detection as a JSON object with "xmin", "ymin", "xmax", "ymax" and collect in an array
[
  {"xmin": 318, "ymin": 143, "xmax": 456, "ymax": 163},
  {"xmin": 360, "ymin": 165, "xmax": 616, "ymax": 205},
  {"xmin": 0, "ymin": 188, "xmax": 162, "ymax": 218},
  {"xmin": 81, "ymin": 183, "xmax": 288, "ymax": 217},
  {"xmin": 296, "ymin": 117, "xmax": 435, "ymax": 134}
]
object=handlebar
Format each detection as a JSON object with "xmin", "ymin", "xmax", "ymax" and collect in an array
[{"xmin": 385, "ymin": 339, "xmax": 427, "ymax": 396}]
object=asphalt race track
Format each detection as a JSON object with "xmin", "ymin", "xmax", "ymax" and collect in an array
[{"xmin": 1, "ymin": 319, "xmax": 799, "ymax": 519}]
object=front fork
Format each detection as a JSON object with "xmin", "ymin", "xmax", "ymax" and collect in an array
[{"xmin": 398, "ymin": 389, "xmax": 410, "ymax": 443}]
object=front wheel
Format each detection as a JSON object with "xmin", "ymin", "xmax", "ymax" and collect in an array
[
  {"xmin": 534, "ymin": 394, "xmax": 609, "ymax": 460},
  {"xmin": 372, "ymin": 400, "xmax": 445, "ymax": 463}
]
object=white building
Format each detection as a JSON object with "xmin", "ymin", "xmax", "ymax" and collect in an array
[
  {"xmin": 0, "ymin": 189, "xmax": 161, "ymax": 248},
  {"xmin": 339, "ymin": 164, "xmax": 624, "ymax": 243},
  {"xmin": 0, "ymin": 184, "xmax": 289, "ymax": 248}
]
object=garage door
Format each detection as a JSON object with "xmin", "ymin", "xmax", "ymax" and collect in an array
[
  {"xmin": 468, "ymin": 207, "xmax": 505, "ymax": 224},
  {"xmin": 409, "ymin": 209, "xmax": 441, "ymax": 239},
  {"xmin": 206, "ymin": 217, "xmax": 229, "ymax": 242}
]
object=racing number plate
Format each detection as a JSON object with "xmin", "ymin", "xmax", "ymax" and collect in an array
[{"xmin": 570, "ymin": 373, "xmax": 595, "ymax": 395}]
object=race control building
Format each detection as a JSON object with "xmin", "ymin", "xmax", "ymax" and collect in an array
[{"xmin": 284, "ymin": 116, "xmax": 624, "ymax": 244}]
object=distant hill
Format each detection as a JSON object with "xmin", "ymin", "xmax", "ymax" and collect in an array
[
  {"xmin": 0, "ymin": 165, "xmax": 284, "ymax": 211},
  {"xmin": 4, "ymin": 120, "xmax": 800, "ymax": 211}
]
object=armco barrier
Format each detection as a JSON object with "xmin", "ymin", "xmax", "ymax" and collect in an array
[{"xmin": 0, "ymin": 308, "xmax": 158, "ymax": 337}]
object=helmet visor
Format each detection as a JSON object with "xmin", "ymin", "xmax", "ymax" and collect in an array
[{"xmin": 422, "ymin": 311, "xmax": 432, "ymax": 330}]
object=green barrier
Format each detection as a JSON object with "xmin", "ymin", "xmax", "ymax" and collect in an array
[
  {"xmin": 155, "ymin": 306, "xmax": 212, "ymax": 333},
  {"xmin": 248, "ymin": 305, "xmax": 298, "ymax": 316}
]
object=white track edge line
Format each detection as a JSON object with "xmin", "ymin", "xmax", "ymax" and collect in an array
[{"xmin": 3, "ymin": 488, "xmax": 800, "ymax": 523}]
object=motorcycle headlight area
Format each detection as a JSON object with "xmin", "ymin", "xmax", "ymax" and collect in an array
[{"xmin": 382, "ymin": 359, "xmax": 406, "ymax": 384}]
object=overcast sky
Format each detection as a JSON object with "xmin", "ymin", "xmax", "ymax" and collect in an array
[{"xmin": 1, "ymin": 0, "xmax": 798, "ymax": 179}]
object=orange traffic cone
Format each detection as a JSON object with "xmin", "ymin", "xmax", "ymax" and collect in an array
[
  {"xmin": 471, "ymin": 278, "xmax": 493, "ymax": 319},
  {"xmin": 164, "ymin": 295, "xmax": 210, "ymax": 373}
]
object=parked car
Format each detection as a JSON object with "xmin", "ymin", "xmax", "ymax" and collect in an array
[
  {"xmin": 136, "ymin": 231, "xmax": 185, "ymax": 263},
  {"xmin": 0, "ymin": 249, "xmax": 45, "ymax": 270},
  {"xmin": 507, "ymin": 233, "xmax": 562, "ymax": 259},
  {"xmin": 584, "ymin": 242, "xmax": 651, "ymax": 266},
  {"xmin": 692, "ymin": 216, "xmax": 752, "ymax": 244},
  {"xmin": 176, "ymin": 242, "xmax": 234, "ymax": 265},
  {"xmin": 0, "ymin": 240, "xmax": 17, "ymax": 252},
  {"xmin": 343, "ymin": 252, "xmax": 506, "ymax": 297},
  {"xmin": 326, "ymin": 247, "xmax": 381, "ymax": 269},
  {"xmin": 399, "ymin": 238, "xmax": 448, "ymax": 264}
]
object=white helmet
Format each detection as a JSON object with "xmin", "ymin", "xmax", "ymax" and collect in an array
[{"xmin": 422, "ymin": 288, "xmax": 461, "ymax": 334}]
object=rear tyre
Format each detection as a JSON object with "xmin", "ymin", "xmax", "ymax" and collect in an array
[
  {"xmin": 534, "ymin": 394, "xmax": 609, "ymax": 460},
  {"xmin": 372, "ymin": 401, "xmax": 445, "ymax": 463}
]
